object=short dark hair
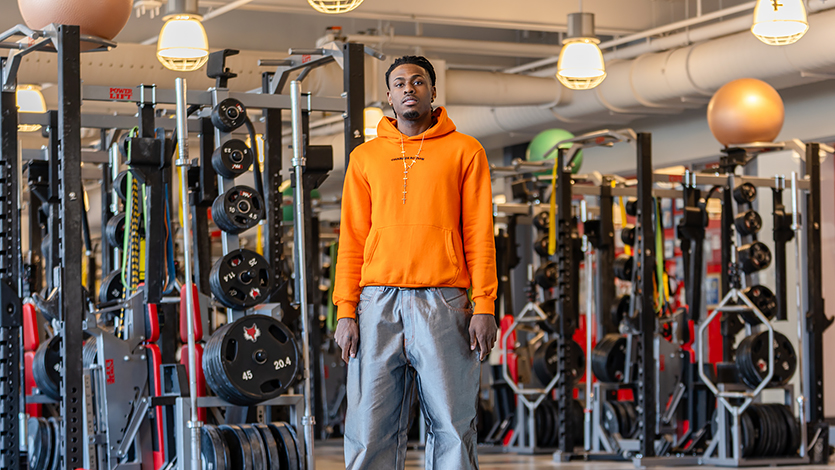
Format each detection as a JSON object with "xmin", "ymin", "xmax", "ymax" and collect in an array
[{"xmin": 385, "ymin": 55, "xmax": 436, "ymax": 90}]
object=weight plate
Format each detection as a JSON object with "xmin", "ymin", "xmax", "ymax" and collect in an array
[
  {"xmin": 282, "ymin": 421, "xmax": 302, "ymax": 468},
  {"xmin": 212, "ymin": 186, "xmax": 264, "ymax": 235},
  {"xmin": 613, "ymin": 254, "xmax": 633, "ymax": 281},
  {"xmin": 734, "ymin": 210, "xmax": 762, "ymax": 237},
  {"xmin": 27, "ymin": 417, "xmax": 48, "ymax": 470},
  {"xmin": 751, "ymin": 404, "xmax": 769, "ymax": 457},
  {"xmin": 591, "ymin": 334, "xmax": 627, "ymax": 383},
  {"xmin": 740, "ymin": 408, "xmax": 755, "ymax": 457},
  {"xmin": 620, "ymin": 401, "xmax": 638, "ymax": 438},
  {"xmin": 201, "ymin": 425, "xmax": 227, "ymax": 470},
  {"xmin": 99, "ymin": 270, "xmax": 124, "ymax": 304},
  {"xmin": 48, "ymin": 417, "xmax": 60, "ymax": 470},
  {"xmin": 218, "ymin": 425, "xmax": 253, "ymax": 470},
  {"xmin": 733, "ymin": 182, "xmax": 757, "ymax": 204},
  {"xmin": 567, "ymin": 399, "xmax": 584, "ymax": 449},
  {"xmin": 33, "ymin": 335, "xmax": 61, "ymax": 401},
  {"xmin": 533, "ymin": 211, "xmax": 549, "ymax": 232},
  {"xmin": 212, "ymin": 98, "xmax": 247, "ymax": 132},
  {"xmin": 534, "ymin": 234, "xmax": 550, "ymax": 258},
  {"xmin": 41, "ymin": 417, "xmax": 55, "ymax": 470},
  {"xmin": 534, "ymin": 262, "xmax": 558, "ymax": 289},
  {"xmin": 611, "ymin": 295, "xmax": 630, "ymax": 327},
  {"xmin": 766, "ymin": 404, "xmax": 787, "ymax": 456},
  {"xmin": 105, "ymin": 213, "xmax": 126, "ymax": 248},
  {"xmin": 546, "ymin": 400, "xmax": 560, "ymax": 448},
  {"xmin": 212, "ymin": 139, "xmax": 254, "ymax": 179},
  {"xmin": 736, "ymin": 331, "xmax": 797, "ymax": 389},
  {"xmin": 114, "ymin": 170, "xmax": 130, "ymax": 202},
  {"xmin": 532, "ymin": 339, "xmax": 585, "ymax": 385},
  {"xmin": 535, "ymin": 402, "xmax": 549, "ymax": 447},
  {"xmin": 253, "ymin": 423, "xmax": 282, "ymax": 470},
  {"xmin": 209, "ymin": 249, "xmax": 273, "ymax": 310},
  {"xmin": 602, "ymin": 401, "xmax": 620, "ymax": 436},
  {"xmin": 740, "ymin": 285, "xmax": 778, "ymax": 324},
  {"xmin": 738, "ymin": 241, "xmax": 772, "ymax": 274},
  {"xmin": 203, "ymin": 315, "xmax": 299, "ymax": 406},
  {"xmin": 621, "ymin": 224, "xmax": 636, "ymax": 246},
  {"xmin": 777, "ymin": 404, "xmax": 800, "ymax": 456},
  {"xmin": 625, "ymin": 198, "xmax": 638, "ymax": 217},
  {"xmin": 269, "ymin": 422, "xmax": 300, "ymax": 470},
  {"xmin": 242, "ymin": 425, "xmax": 267, "ymax": 470}
]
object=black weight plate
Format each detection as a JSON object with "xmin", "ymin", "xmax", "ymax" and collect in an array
[
  {"xmin": 545, "ymin": 400, "xmax": 559, "ymax": 448},
  {"xmin": 738, "ymin": 241, "xmax": 772, "ymax": 274},
  {"xmin": 741, "ymin": 408, "xmax": 755, "ymax": 457},
  {"xmin": 613, "ymin": 402, "xmax": 630, "ymax": 439},
  {"xmin": 212, "ymin": 186, "xmax": 264, "ymax": 235},
  {"xmin": 613, "ymin": 254, "xmax": 633, "ymax": 281},
  {"xmin": 534, "ymin": 234, "xmax": 550, "ymax": 258},
  {"xmin": 765, "ymin": 404, "xmax": 781, "ymax": 456},
  {"xmin": 734, "ymin": 210, "xmax": 762, "ymax": 236},
  {"xmin": 777, "ymin": 404, "xmax": 800, "ymax": 456},
  {"xmin": 740, "ymin": 285, "xmax": 777, "ymax": 324},
  {"xmin": 48, "ymin": 417, "xmax": 60, "ymax": 470},
  {"xmin": 733, "ymin": 182, "xmax": 757, "ymax": 204},
  {"xmin": 212, "ymin": 98, "xmax": 247, "ymax": 132},
  {"xmin": 591, "ymin": 334, "xmax": 627, "ymax": 383},
  {"xmin": 533, "ymin": 211, "xmax": 550, "ymax": 232},
  {"xmin": 535, "ymin": 402, "xmax": 548, "ymax": 447},
  {"xmin": 114, "ymin": 170, "xmax": 130, "ymax": 202},
  {"xmin": 569, "ymin": 399, "xmax": 585, "ymax": 449},
  {"xmin": 621, "ymin": 401, "xmax": 638, "ymax": 438},
  {"xmin": 218, "ymin": 425, "xmax": 253, "ymax": 470},
  {"xmin": 27, "ymin": 417, "xmax": 48, "ymax": 470},
  {"xmin": 212, "ymin": 139, "xmax": 254, "ymax": 179},
  {"xmin": 621, "ymin": 224, "xmax": 636, "ymax": 246},
  {"xmin": 105, "ymin": 213, "xmax": 126, "ymax": 248},
  {"xmin": 737, "ymin": 331, "xmax": 797, "ymax": 388},
  {"xmin": 269, "ymin": 422, "xmax": 300, "ymax": 470},
  {"xmin": 33, "ymin": 335, "xmax": 61, "ymax": 401},
  {"xmin": 203, "ymin": 315, "xmax": 299, "ymax": 406},
  {"xmin": 242, "ymin": 425, "xmax": 268, "ymax": 470},
  {"xmin": 611, "ymin": 295, "xmax": 630, "ymax": 326},
  {"xmin": 253, "ymin": 424, "xmax": 282, "ymax": 470},
  {"xmin": 532, "ymin": 339, "xmax": 557, "ymax": 385},
  {"xmin": 99, "ymin": 270, "xmax": 124, "ymax": 304},
  {"xmin": 751, "ymin": 405, "xmax": 769, "ymax": 457},
  {"xmin": 201, "ymin": 425, "xmax": 227, "ymax": 470},
  {"xmin": 535, "ymin": 262, "xmax": 558, "ymax": 289},
  {"xmin": 602, "ymin": 401, "xmax": 620, "ymax": 436},
  {"xmin": 767, "ymin": 404, "xmax": 787, "ymax": 457},
  {"xmin": 42, "ymin": 417, "xmax": 55, "ymax": 470},
  {"xmin": 209, "ymin": 249, "xmax": 273, "ymax": 310}
]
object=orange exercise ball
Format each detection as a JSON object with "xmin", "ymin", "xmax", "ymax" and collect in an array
[
  {"xmin": 707, "ymin": 78, "xmax": 785, "ymax": 147},
  {"xmin": 18, "ymin": 0, "xmax": 133, "ymax": 41}
]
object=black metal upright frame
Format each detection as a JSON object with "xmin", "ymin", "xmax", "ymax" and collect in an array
[{"xmin": 56, "ymin": 24, "xmax": 85, "ymax": 469}]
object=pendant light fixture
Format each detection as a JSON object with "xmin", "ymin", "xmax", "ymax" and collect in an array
[
  {"xmin": 308, "ymin": 0, "xmax": 364, "ymax": 14},
  {"xmin": 157, "ymin": 0, "xmax": 209, "ymax": 72},
  {"xmin": 751, "ymin": 0, "xmax": 808, "ymax": 45},
  {"xmin": 556, "ymin": 10, "xmax": 607, "ymax": 90},
  {"xmin": 16, "ymin": 84, "xmax": 46, "ymax": 133}
]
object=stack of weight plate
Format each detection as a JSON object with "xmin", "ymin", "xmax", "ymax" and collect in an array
[
  {"xmin": 591, "ymin": 334, "xmax": 627, "ymax": 383},
  {"xmin": 201, "ymin": 422, "xmax": 301, "ymax": 470},
  {"xmin": 602, "ymin": 400, "xmax": 638, "ymax": 439},
  {"xmin": 712, "ymin": 404, "xmax": 800, "ymax": 457},
  {"xmin": 533, "ymin": 398, "xmax": 584, "ymax": 449},
  {"xmin": 27, "ymin": 416, "xmax": 61, "ymax": 470},
  {"xmin": 203, "ymin": 315, "xmax": 300, "ymax": 406}
]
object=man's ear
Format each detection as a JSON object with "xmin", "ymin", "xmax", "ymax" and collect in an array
[
  {"xmin": 432, "ymin": 86, "xmax": 437, "ymax": 102},
  {"xmin": 386, "ymin": 90, "xmax": 393, "ymax": 107}
]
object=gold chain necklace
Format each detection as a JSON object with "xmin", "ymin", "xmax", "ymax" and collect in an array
[{"xmin": 399, "ymin": 131, "xmax": 426, "ymax": 204}]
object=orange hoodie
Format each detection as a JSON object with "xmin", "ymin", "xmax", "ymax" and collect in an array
[{"xmin": 333, "ymin": 107, "xmax": 498, "ymax": 320}]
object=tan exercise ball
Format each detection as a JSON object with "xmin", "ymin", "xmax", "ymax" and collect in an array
[
  {"xmin": 18, "ymin": 0, "xmax": 132, "ymax": 41},
  {"xmin": 707, "ymin": 78, "xmax": 785, "ymax": 147}
]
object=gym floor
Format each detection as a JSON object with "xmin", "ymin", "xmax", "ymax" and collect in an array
[{"xmin": 312, "ymin": 443, "xmax": 833, "ymax": 469}]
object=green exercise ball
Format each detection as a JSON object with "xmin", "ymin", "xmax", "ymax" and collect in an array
[{"xmin": 526, "ymin": 129, "xmax": 582, "ymax": 176}]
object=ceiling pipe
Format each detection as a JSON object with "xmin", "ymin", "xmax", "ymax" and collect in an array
[
  {"xmin": 510, "ymin": 0, "xmax": 834, "ymax": 75},
  {"xmin": 343, "ymin": 33, "xmax": 562, "ymax": 59},
  {"xmin": 447, "ymin": 6, "xmax": 835, "ymax": 142}
]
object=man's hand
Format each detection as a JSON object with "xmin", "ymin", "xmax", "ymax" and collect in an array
[
  {"xmin": 335, "ymin": 317, "xmax": 360, "ymax": 364},
  {"xmin": 469, "ymin": 314, "xmax": 497, "ymax": 361}
]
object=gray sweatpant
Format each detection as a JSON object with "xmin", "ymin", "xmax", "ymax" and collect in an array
[{"xmin": 344, "ymin": 286, "xmax": 480, "ymax": 470}]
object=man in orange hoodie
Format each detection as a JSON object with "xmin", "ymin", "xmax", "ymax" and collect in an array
[{"xmin": 333, "ymin": 56, "xmax": 498, "ymax": 469}]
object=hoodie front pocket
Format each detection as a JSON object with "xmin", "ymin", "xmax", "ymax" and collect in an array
[{"xmin": 362, "ymin": 225, "xmax": 461, "ymax": 286}]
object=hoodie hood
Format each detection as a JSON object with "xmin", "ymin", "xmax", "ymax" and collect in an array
[{"xmin": 377, "ymin": 107, "xmax": 457, "ymax": 142}]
